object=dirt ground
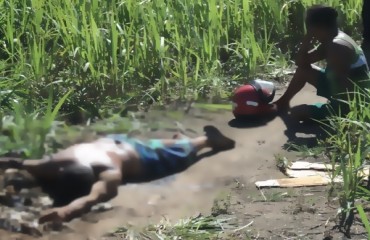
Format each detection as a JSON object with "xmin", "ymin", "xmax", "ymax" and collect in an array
[{"xmin": 0, "ymin": 85, "xmax": 368, "ymax": 239}]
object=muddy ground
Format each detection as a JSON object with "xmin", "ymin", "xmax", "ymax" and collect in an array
[{"xmin": 0, "ymin": 85, "xmax": 368, "ymax": 239}]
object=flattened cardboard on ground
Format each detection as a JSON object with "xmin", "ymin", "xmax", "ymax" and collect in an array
[
  {"xmin": 289, "ymin": 162, "xmax": 370, "ymax": 177},
  {"xmin": 291, "ymin": 161, "xmax": 370, "ymax": 171},
  {"xmin": 285, "ymin": 169, "xmax": 342, "ymax": 183},
  {"xmin": 289, "ymin": 161, "xmax": 334, "ymax": 170},
  {"xmin": 256, "ymin": 161, "xmax": 370, "ymax": 188},
  {"xmin": 286, "ymin": 169, "xmax": 327, "ymax": 178},
  {"xmin": 255, "ymin": 176, "xmax": 331, "ymax": 188}
]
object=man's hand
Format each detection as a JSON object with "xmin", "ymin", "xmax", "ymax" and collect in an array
[
  {"xmin": 39, "ymin": 207, "xmax": 67, "ymax": 224},
  {"xmin": 272, "ymin": 99, "xmax": 290, "ymax": 113}
]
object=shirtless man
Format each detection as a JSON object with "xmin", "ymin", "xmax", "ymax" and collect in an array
[
  {"xmin": 274, "ymin": 5, "xmax": 370, "ymax": 121},
  {"xmin": 0, "ymin": 125, "xmax": 235, "ymax": 224}
]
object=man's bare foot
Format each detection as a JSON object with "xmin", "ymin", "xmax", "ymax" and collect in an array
[{"xmin": 203, "ymin": 125, "xmax": 235, "ymax": 152}]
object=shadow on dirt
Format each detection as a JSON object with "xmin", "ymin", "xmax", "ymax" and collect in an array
[
  {"xmin": 228, "ymin": 115, "xmax": 277, "ymax": 128},
  {"xmin": 279, "ymin": 109, "xmax": 329, "ymax": 150},
  {"xmin": 227, "ymin": 109, "xmax": 329, "ymax": 149}
]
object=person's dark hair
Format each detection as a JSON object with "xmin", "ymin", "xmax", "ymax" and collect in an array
[{"xmin": 305, "ymin": 5, "xmax": 338, "ymax": 29}]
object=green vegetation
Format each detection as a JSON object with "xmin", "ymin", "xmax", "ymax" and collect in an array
[
  {"xmin": 0, "ymin": 0, "xmax": 364, "ymax": 119},
  {"xmin": 194, "ymin": 103, "xmax": 232, "ymax": 111},
  {"xmin": 0, "ymin": 0, "xmax": 369, "ymax": 238},
  {"xmin": 107, "ymin": 215, "xmax": 249, "ymax": 240},
  {"xmin": 321, "ymin": 85, "xmax": 370, "ymax": 237}
]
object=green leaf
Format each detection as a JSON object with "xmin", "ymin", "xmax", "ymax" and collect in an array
[{"xmin": 356, "ymin": 204, "xmax": 370, "ymax": 237}]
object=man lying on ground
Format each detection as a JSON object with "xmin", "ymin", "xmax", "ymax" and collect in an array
[
  {"xmin": 274, "ymin": 5, "xmax": 370, "ymax": 121},
  {"xmin": 0, "ymin": 125, "xmax": 235, "ymax": 224}
]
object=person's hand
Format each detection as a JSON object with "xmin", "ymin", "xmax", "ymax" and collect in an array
[
  {"xmin": 39, "ymin": 207, "xmax": 67, "ymax": 224},
  {"xmin": 272, "ymin": 99, "xmax": 290, "ymax": 113}
]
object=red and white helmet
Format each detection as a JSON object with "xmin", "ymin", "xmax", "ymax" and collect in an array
[{"xmin": 232, "ymin": 79, "xmax": 276, "ymax": 118}]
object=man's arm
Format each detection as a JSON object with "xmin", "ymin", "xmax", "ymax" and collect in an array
[
  {"xmin": 39, "ymin": 169, "xmax": 122, "ymax": 223},
  {"xmin": 295, "ymin": 34, "xmax": 327, "ymax": 67}
]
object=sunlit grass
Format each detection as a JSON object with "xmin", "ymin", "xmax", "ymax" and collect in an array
[
  {"xmin": 108, "ymin": 215, "xmax": 248, "ymax": 240},
  {"xmin": 0, "ymin": 0, "xmax": 363, "ymax": 112},
  {"xmin": 321, "ymin": 82, "xmax": 370, "ymax": 237}
]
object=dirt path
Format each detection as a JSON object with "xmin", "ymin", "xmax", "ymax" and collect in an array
[
  {"xmin": 63, "ymin": 85, "xmax": 329, "ymax": 239},
  {"xmin": 1, "ymin": 85, "xmax": 334, "ymax": 240}
]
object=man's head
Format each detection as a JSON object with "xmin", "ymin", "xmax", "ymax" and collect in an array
[{"xmin": 305, "ymin": 5, "xmax": 339, "ymax": 42}]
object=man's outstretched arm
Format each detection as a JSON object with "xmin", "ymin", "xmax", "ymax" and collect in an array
[{"xmin": 39, "ymin": 169, "xmax": 122, "ymax": 223}]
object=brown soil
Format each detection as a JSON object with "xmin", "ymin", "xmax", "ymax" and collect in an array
[{"xmin": 0, "ymin": 85, "xmax": 368, "ymax": 239}]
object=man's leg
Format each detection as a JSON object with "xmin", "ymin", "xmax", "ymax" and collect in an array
[
  {"xmin": 125, "ymin": 125, "xmax": 235, "ymax": 183},
  {"xmin": 151, "ymin": 126, "xmax": 235, "ymax": 152},
  {"xmin": 274, "ymin": 65, "xmax": 323, "ymax": 111}
]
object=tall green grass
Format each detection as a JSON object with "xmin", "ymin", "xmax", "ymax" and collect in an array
[
  {"xmin": 323, "ymin": 84, "xmax": 370, "ymax": 237},
  {"xmin": 0, "ymin": 0, "xmax": 363, "ymax": 113},
  {"xmin": 0, "ymin": 90, "xmax": 71, "ymax": 158}
]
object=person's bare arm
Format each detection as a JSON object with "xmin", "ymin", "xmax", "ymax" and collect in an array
[
  {"xmin": 39, "ymin": 169, "xmax": 122, "ymax": 223},
  {"xmin": 295, "ymin": 34, "xmax": 327, "ymax": 68}
]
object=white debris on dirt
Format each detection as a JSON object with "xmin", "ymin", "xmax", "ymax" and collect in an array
[
  {"xmin": 0, "ymin": 207, "xmax": 43, "ymax": 236},
  {"xmin": 4, "ymin": 168, "xmax": 20, "ymax": 175},
  {"xmin": 0, "ymin": 170, "xmax": 57, "ymax": 237},
  {"xmin": 91, "ymin": 202, "xmax": 113, "ymax": 212},
  {"xmin": 38, "ymin": 196, "xmax": 53, "ymax": 208}
]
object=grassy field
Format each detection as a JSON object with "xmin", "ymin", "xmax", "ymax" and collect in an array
[
  {"xmin": 0, "ymin": 0, "xmax": 364, "ymax": 116},
  {"xmin": 0, "ymin": 0, "xmax": 369, "ymax": 238}
]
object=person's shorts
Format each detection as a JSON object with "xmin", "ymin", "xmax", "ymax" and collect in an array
[
  {"xmin": 309, "ymin": 68, "xmax": 345, "ymax": 120},
  {"xmin": 316, "ymin": 68, "xmax": 333, "ymax": 99},
  {"xmin": 106, "ymin": 134, "xmax": 197, "ymax": 182},
  {"xmin": 308, "ymin": 102, "xmax": 332, "ymax": 121}
]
